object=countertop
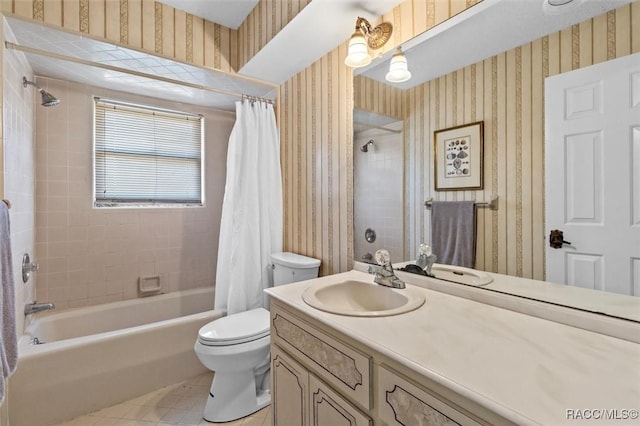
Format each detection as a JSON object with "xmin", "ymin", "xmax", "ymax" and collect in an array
[{"xmin": 265, "ymin": 270, "xmax": 640, "ymax": 426}]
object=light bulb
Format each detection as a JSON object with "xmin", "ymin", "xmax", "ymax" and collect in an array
[
  {"xmin": 345, "ymin": 30, "xmax": 372, "ymax": 68},
  {"xmin": 385, "ymin": 48, "xmax": 411, "ymax": 83}
]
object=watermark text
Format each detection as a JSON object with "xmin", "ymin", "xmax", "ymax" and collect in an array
[{"xmin": 566, "ymin": 409, "xmax": 639, "ymax": 421}]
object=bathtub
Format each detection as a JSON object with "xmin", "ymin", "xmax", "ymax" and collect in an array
[{"xmin": 8, "ymin": 287, "xmax": 223, "ymax": 426}]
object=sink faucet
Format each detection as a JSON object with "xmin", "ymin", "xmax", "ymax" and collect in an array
[
  {"xmin": 416, "ymin": 244, "xmax": 437, "ymax": 277},
  {"xmin": 368, "ymin": 249, "xmax": 405, "ymax": 289},
  {"xmin": 24, "ymin": 302, "xmax": 55, "ymax": 315}
]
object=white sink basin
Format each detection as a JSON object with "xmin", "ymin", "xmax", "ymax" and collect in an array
[
  {"xmin": 430, "ymin": 264, "xmax": 493, "ymax": 286},
  {"xmin": 302, "ymin": 280, "xmax": 425, "ymax": 317}
]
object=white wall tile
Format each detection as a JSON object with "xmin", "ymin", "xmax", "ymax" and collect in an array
[
  {"xmin": 3, "ymin": 27, "xmax": 36, "ymax": 335},
  {"xmin": 35, "ymin": 77, "xmax": 233, "ymax": 309}
]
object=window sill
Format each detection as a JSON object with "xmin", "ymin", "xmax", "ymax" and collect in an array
[{"xmin": 94, "ymin": 202, "xmax": 204, "ymax": 209}]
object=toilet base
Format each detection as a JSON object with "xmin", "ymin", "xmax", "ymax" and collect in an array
[{"xmin": 203, "ymin": 370, "xmax": 271, "ymax": 422}]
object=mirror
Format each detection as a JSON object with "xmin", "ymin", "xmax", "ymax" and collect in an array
[{"xmin": 352, "ymin": 2, "xmax": 640, "ymax": 323}]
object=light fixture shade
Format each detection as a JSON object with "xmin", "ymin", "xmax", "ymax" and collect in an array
[
  {"xmin": 385, "ymin": 48, "xmax": 411, "ymax": 83},
  {"xmin": 344, "ymin": 30, "xmax": 372, "ymax": 68}
]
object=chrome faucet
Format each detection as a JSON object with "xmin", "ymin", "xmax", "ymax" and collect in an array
[
  {"xmin": 368, "ymin": 249, "xmax": 405, "ymax": 289},
  {"xmin": 24, "ymin": 302, "xmax": 55, "ymax": 315},
  {"xmin": 416, "ymin": 244, "xmax": 437, "ymax": 277}
]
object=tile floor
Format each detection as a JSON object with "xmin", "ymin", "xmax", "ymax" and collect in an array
[{"xmin": 54, "ymin": 373, "xmax": 271, "ymax": 426}]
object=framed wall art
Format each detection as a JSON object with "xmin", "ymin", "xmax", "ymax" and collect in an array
[{"xmin": 434, "ymin": 121, "xmax": 484, "ymax": 191}]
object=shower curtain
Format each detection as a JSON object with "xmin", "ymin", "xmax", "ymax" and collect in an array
[{"xmin": 214, "ymin": 100, "xmax": 283, "ymax": 315}]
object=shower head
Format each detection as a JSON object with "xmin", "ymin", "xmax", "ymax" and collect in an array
[
  {"xmin": 360, "ymin": 140, "xmax": 374, "ymax": 152},
  {"xmin": 23, "ymin": 77, "xmax": 60, "ymax": 107}
]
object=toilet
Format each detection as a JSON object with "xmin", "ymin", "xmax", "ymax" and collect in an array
[{"xmin": 194, "ymin": 252, "xmax": 320, "ymax": 423}]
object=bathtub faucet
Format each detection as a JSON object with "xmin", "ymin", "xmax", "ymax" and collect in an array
[{"xmin": 24, "ymin": 302, "xmax": 55, "ymax": 315}]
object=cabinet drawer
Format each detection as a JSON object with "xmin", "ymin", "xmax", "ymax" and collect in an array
[
  {"xmin": 271, "ymin": 310, "xmax": 371, "ymax": 410},
  {"xmin": 378, "ymin": 365, "xmax": 482, "ymax": 426}
]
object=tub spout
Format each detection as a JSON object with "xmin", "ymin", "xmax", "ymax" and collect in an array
[{"xmin": 25, "ymin": 302, "xmax": 55, "ymax": 315}]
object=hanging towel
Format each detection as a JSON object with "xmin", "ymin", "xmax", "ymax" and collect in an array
[
  {"xmin": 430, "ymin": 201, "xmax": 476, "ymax": 268},
  {"xmin": 0, "ymin": 201, "xmax": 16, "ymax": 404}
]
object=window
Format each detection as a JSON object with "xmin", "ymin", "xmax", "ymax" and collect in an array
[{"xmin": 94, "ymin": 98, "xmax": 203, "ymax": 207}]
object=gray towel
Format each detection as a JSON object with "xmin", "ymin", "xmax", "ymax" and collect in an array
[
  {"xmin": 0, "ymin": 202, "xmax": 17, "ymax": 404},
  {"xmin": 430, "ymin": 201, "xmax": 476, "ymax": 268}
]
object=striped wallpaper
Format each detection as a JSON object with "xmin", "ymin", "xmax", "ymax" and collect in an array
[
  {"xmin": 280, "ymin": 42, "xmax": 354, "ymax": 277},
  {"xmin": 282, "ymin": 1, "xmax": 640, "ymax": 279},
  {"xmin": 236, "ymin": 0, "xmax": 311, "ymax": 70},
  {"xmin": 376, "ymin": 0, "xmax": 480, "ymax": 56},
  {"xmin": 354, "ymin": 75, "xmax": 404, "ymax": 121}
]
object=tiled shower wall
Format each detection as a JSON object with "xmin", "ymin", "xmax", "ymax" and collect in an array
[
  {"xmin": 354, "ymin": 127, "xmax": 404, "ymax": 263},
  {"xmin": 35, "ymin": 78, "xmax": 234, "ymax": 310},
  {"xmin": 3, "ymin": 25, "xmax": 35, "ymax": 334}
]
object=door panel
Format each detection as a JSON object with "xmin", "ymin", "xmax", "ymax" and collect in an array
[
  {"xmin": 566, "ymin": 253, "xmax": 603, "ymax": 291},
  {"xmin": 546, "ymin": 52, "xmax": 640, "ymax": 296},
  {"xmin": 565, "ymin": 131, "xmax": 602, "ymax": 223}
]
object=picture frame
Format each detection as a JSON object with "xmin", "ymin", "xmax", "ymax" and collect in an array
[{"xmin": 434, "ymin": 121, "xmax": 484, "ymax": 191}]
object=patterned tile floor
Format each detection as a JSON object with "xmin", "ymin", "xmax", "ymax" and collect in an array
[{"xmin": 54, "ymin": 373, "xmax": 271, "ymax": 426}]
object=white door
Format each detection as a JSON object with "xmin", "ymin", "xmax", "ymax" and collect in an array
[{"xmin": 545, "ymin": 52, "xmax": 640, "ymax": 296}]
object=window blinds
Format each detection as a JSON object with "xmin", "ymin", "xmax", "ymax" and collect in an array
[{"xmin": 94, "ymin": 99, "xmax": 203, "ymax": 205}]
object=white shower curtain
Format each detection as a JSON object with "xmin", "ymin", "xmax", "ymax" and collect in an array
[{"xmin": 214, "ymin": 100, "xmax": 283, "ymax": 315}]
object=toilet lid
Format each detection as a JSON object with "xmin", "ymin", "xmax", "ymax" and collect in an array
[{"xmin": 198, "ymin": 308, "xmax": 270, "ymax": 346}]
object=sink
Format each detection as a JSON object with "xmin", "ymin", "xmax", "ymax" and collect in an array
[
  {"xmin": 430, "ymin": 264, "xmax": 493, "ymax": 286},
  {"xmin": 302, "ymin": 280, "xmax": 425, "ymax": 317}
]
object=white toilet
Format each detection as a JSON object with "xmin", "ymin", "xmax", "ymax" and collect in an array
[{"xmin": 194, "ymin": 252, "xmax": 320, "ymax": 423}]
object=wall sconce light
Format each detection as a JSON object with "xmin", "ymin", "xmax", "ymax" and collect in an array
[
  {"xmin": 385, "ymin": 47, "xmax": 412, "ymax": 83},
  {"xmin": 344, "ymin": 17, "xmax": 393, "ymax": 68}
]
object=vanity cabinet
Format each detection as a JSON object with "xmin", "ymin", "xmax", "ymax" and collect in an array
[
  {"xmin": 271, "ymin": 334, "xmax": 371, "ymax": 426},
  {"xmin": 270, "ymin": 301, "xmax": 504, "ymax": 426}
]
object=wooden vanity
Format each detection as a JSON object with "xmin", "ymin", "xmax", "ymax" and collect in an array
[{"xmin": 265, "ymin": 270, "xmax": 640, "ymax": 426}]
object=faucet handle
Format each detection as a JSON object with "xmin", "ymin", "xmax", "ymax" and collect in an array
[{"xmin": 374, "ymin": 249, "xmax": 391, "ymax": 266}]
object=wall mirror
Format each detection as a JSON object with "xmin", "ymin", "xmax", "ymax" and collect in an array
[{"xmin": 352, "ymin": 0, "xmax": 639, "ymax": 323}]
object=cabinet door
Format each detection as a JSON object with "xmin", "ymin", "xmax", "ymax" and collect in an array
[
  {"xmin": 272, "ymin": 344, "xmax": 309, "ymax": 426},
  {"xmin": 310, "ymin": 374, "xmax": 371, "ymax": 426}
]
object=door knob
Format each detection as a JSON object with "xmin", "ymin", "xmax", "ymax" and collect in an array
[{"xmin": 549, "ymin": 229, "xmax": 571, "ymax": 249}]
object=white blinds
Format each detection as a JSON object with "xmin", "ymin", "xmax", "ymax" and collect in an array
[{"xmin": 94, "ymin": 99, "xmax": 203, "ymax": 205}]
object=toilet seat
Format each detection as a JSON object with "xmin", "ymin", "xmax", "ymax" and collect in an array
[{"xmin": 198, "ymin": 308, "xmax": 270, "ymax": 346}]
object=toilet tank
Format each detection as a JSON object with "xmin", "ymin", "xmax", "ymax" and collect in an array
[{"xmin": 271, "ymin": 252, "xmax": 321, "ymax": 286}]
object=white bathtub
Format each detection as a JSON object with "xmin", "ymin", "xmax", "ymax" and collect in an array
[{"xmin": 8, "ymin": 287, "xmax": 223, "ymax": 426}]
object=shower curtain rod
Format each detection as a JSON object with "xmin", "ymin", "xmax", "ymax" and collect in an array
[
  {"xmin": 4, "ymin": 42, "xmax": 275, "ymax": 105},
  {"xmin": 354, "ymin": 120, "xmax": 402, "ymax": 134}
]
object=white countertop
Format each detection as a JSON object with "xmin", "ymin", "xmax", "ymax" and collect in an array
[{"xmin": 266, "ymin": 270, "xmax": 640, "ymax": 426}]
